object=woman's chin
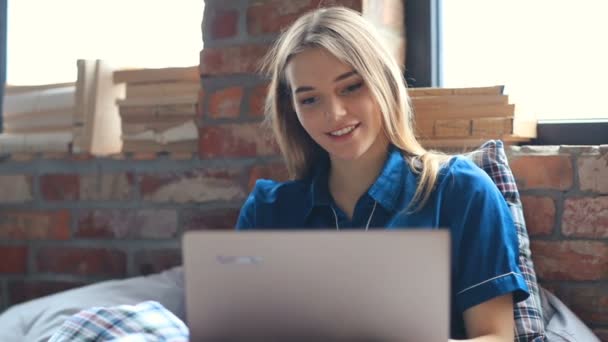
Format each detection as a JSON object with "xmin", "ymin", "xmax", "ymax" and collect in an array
[{"xmin": 327, "ymin": 147, "xmax": 367, "ymax": 162}]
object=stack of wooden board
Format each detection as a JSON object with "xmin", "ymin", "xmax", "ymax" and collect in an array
[
  {"xmin": 410, "ymin": 85, "xmax": 537, "ymax": 149},
  {"xmin": 1, "ymin": 60, "xmax": 124, "ymax": 154},
  {"xmin": 113, "ymin": 66, "xmax": 200, "ymax": 153}
]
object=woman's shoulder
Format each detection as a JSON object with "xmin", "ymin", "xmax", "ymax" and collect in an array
[
  {"xmin": 237, "ymin": 178, "xmax": 312, "ymax": 229},
  {"xmin": 437, "ymin": 155, "xmax": 497, "ymax": 194},
  {"xmin": 249, "ymin": 178, "xmax": 311, "ymax": 204}
]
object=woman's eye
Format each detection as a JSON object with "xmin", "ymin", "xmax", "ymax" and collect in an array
[
  {"xmin": 299, "ymin": 96, "xmax": 318, "ymax": 105},
  {"xmin": 341, "ymin": 82, "xmax": 363, "ymax": 95}
]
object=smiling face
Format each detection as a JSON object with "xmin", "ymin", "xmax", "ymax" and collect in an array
[{"xmin": 284, "ymin": 47, "xmax": 388, "ymax": 162}]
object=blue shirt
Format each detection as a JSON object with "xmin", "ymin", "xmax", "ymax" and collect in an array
[{"xmin": 236, "ymin": 146, "xmax": 530, "ymax": 339}]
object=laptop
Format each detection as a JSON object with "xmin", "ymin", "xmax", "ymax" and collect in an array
[{"xmin": 182, "ymin": 230, "xmax": 450, "ymax": 341}]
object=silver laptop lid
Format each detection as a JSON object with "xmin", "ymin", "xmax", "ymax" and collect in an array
[{"xmin": 183, "ymin": 230, "xmax": 450, "ymax": 341}]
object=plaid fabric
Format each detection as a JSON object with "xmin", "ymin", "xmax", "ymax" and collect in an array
[
  {"xmin": 48, "ymin": 301, "xmax": 188, "ymax": 342},
  {"xmin": 468, "ymin": 140, "xmax": 546, "ymax": 342}
]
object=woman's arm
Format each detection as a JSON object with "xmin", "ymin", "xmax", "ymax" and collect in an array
[{"xmin": 450, "ymin": 293, "xmax": 514, "ymax": 342}]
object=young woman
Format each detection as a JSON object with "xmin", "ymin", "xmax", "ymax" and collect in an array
[{"xmin": 236, "ymin": 6, "xmax": 530, "ymax": 341}]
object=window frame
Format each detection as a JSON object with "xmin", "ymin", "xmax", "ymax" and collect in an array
[
  {"xmin": 0, "ymin": 0, "xmax": 6, "ymax": 133},
  {"xmin": 405, "ymin": 0, "xmax": 607, "ymax": 145}
]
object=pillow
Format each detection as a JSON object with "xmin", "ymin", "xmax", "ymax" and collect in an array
[{"xmin": 467, "ymin": 140, "xmax": 546, "ymax": 342}]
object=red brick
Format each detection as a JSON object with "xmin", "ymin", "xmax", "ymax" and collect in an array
[
  {"xmin": 10, "ymin": 153, "xmax": 36, "ymax": 161},
  {"xmin": 70, "ymin": 153, "xmax": 95, "ymax": 161},
  {"xmin": 140, "ymin": 168, "xmax": 246, "ymax": 203},
  {"xmin": 0, "ymin": 246, "xmax": 28, "ymax": 274},
  {"xmin": 247, "ymin": 0, "xmax": 315, "ymax": 35},
  {"xmin": 75, "ymin": 209, "xmax": 178, "ymax": 239},
  {"xmin": 197, "ymin": 88, "xmax": 206, "ymax": 120},
  {"xmin": 133, "ymin": 249, "xmax": 181, "ymax": 276},
  {"xmin": 199, "ymin": 45, "xmax": 270, "ymax": 76},
  {"xmin": 248, "ymin": 83, "xmax": 269, "ymax": 118},
  {"xmin": 547, "ymin": 284, "xmax": 608, "ymax": 328},
  {"xmin": 181, "ymin": 208, "xmax": 240, "ymax": 231},
  {"xmin": 208, "ymin": 87, "xmax": 243, "ymax": 119},
  {"xmin": 36, "ymin": 247, "xmax": 127, "ymax": 277},
  {"xmin": 578, "ymin": 153, "xmax": 608, "ymax": 194},
  {"xmin": 199, "ymin": 123, "xmax": 279, "ymax": 158},
  {"xmin": 246, "ymin": 0, "xmax": 362, "ymax": 35},
  {"xmin": 0, "ymin": 175, "xmax": 34, "ymax": 203},
  {"xmin": 80, "ymin": 173, "xmax": 135, "ymax": 201},
  {"xmin": 0, "ymin": 210, "xmax": 70, "ymax": 240},
  {"xmin": 520, "ymin": 196, "xmax": 555, "ymax": 236},
  {"xmin": 248, "ymin": 163, "xmax": 289, "ymax": 191},
  {"xmin": 531, "ymin": 241, "xmax": 608, "ymax": 281},
  {"xmin": 562, "ymin": 197, "xmax": 608, "ymax": 238},
  {"xmin": 40, "ymin": 174, "xmax": 80, "ymax": 201},
  {"xmin": 169, "ymin": 152, "xmax": 196, "ymax": 160},
  {"xmin": 510, "ymin": 155, "xmax": 573, "ymax": 190},
  {"xmin": 41, "ymin": 152, "xmax": 71, "ymax": 160},
  {"xmin": 321, "ymin": 0, "xmax": 362, "ymax": 11},
  {"xmin": 8, "ymin": 280, "xmax": 86, "ymax": 306},
  {"xmin": 209, "ymin": 9, "xmax": 239, "ymax": 39},
  {"xmin": 130, "ymin": 152, "xmax": 159, "ymax": 161}
]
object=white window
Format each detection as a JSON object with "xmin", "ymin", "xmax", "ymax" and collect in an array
[
  {"xmin": 7, "ymin": 0, "xmax": 203, "ymax": 85},
  {"xmin": 441, "ymin": 0, "xmax": 608, "ymax": 121}
]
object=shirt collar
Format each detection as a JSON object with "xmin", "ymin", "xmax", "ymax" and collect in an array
[
  {"xmin": 368, "ymin": 145, "xmax": 406, "ymax": 211},
  {"xmin": 306, "ymin": 145, "xmax": 407, "ymax": 217}
]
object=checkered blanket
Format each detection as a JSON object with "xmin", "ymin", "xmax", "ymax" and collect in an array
[
  {"xmin": 469, "ymin": 140, "xmax": 546, "ymax": 341},
  {"xmin": 48, "ymin": 301, "xmax": 188, "ymax": 342}
]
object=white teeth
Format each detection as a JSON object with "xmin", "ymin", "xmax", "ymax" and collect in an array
[{"xmin": 329, "ymin": 125, "xmax": 357, "ymax": 136}]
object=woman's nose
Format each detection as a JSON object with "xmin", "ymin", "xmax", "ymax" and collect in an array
[{"xmin": 323, "ymin": 97, "xmax": 347, "ymax": 119}]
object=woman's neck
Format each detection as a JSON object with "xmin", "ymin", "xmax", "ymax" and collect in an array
[{"xmin": 328, "ymin": 136, "xmax": 390, "ymax": 218}]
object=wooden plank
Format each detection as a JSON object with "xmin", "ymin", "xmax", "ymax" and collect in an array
[
  {"xmin": 122, "ymin": 139, "xmax": 198, "ymax": 153},
  {"xmin": 4, "ymin": 108, "xmax": 74, "ymax": 133},
  {"xmin": 113, "ymin": 66, "xmax": 199, "ymax": 84},
  {"xmin": 73, "ymin": 59, "xmax": 98, "ymax": 153},
  {"xmin": 410, "ymin": 94, "xmax": 509, "ymax": 108},
  {"xmin": 3, "ymin": 85, "xmax": 75, "ymax": 116},
  {"xmin": 5, "ymin": 82, "xmax": 75, "ymax": 94},
  {"xmin": 117, "ymin": 94, "xmax": 198, "ymax": 107},
  {"xmin": 122, "ymin": 120, "xmax": 193, "ymax": 135},
  {"xmin": 434, "ymin": 119, "xmax": 471, "ymax": 137},
  {"xmin": 412, "ymin": 104, "xmax": 515, "ymax": 120},
  {"xmin": 3, "ymin": 126, "xmax": 73, "ymax": 134},
  {"xmin": 86, "ymin": 60, "xmax": 126, "ymax": 155},
  {"xmin": 126, "ymin": 81, "xmax": 200, "ymax": 99},
  {"xmin": 413, "ymin": 119, "xmax": 434, "ymax": 138},
  {"xmin": 408, "ymin": 85, "xmax": 504, "ymax": 97},
  {"xmin": 2, "ymin": 107, "xmax": 74, "ymax": 121},
  {"xmin": 0, "ymin": 132, "xmax": 73, "ymax": 153},
  {"xmin": 471, "ymin": 118, "xmax": 513, "ymax": 137},
  {"xmin": 122, "ymin": 121, "xmax": 198, "ymax": 144},
  {"xmin": 120, "ymin": 115, "xmax": 196, "ymax": 125},
  {"xmin": 119, "ymin": 103, "xmax": 196, "ymax": 117}
]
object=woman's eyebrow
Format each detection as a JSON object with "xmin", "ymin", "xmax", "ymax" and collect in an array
[
  {"xmin": 334, "ymin": 70, "xmax": 358, "ymax": 82},
  {"xmin": 293, "ymin": 70, "xmax": 358, "ymax": 94}
]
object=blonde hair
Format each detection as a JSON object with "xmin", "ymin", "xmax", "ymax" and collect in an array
[{"xmin": 261, "ymin": 6, "xmax": 451, "ymax": 211}]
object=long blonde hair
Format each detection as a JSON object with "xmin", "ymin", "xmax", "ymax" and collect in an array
[{"xmin": 261, "ymin": 6, "xmax": 451, "ymax": 211}]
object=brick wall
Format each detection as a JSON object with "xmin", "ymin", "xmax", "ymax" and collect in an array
[
  {"xmin": 0, "ymin": 0, "xmax": 606, "ymax": 339},
  {"xmin": 509, "ymin": 146, "xmax": 608, "ymax": 339}
]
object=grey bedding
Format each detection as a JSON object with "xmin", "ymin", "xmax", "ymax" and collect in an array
[{"xmin": 0, "ymin": 267, "xmax": 184, "ymax": 342}]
